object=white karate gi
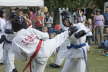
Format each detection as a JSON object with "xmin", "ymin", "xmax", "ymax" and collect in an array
[
  {"xmin": 55, "ymin": 26, "xmax": 70, "ymax": 66},
  {"xmin": 0, "ymin": 18, "xmax": 7, "ymax": 63},
  {"xmin": 4, "ymin": 34, "xmax": 15, "ymax": 72},
  {"xmin": 8, "ymin": 27, "xmax": 69, "ymax": 72},
  {"xmin": 55, "ymin": 39, "xmax": 70, "ymax": 65},
  {"xmin": 61, "ymin": 23, "xmax": 90, "ymax": 72},
  {"xmin": 2, "ymin": 20, "xmax": 15, "ymax": 72},
  {"xmin": 54, "ymin": 8, "xmax": 70, "ymax": 66}
]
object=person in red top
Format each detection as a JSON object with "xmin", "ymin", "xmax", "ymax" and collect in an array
[
  {"xmin": 54, "ymin": 24, "xmax": 62, "ymax": 31},
  {"xmin": 54, "ymin": 24, "xmax": 62, "ymax": 34},
  {"xmin": 35, "ymin": 15, "xmax": 44, "ymax": 30}
]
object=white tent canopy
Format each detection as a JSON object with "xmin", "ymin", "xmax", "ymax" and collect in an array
[{"xmin": 0, "ymin": 0, "xmax": 44, "ymax": 6}]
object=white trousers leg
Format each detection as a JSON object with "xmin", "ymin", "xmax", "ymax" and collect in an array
[
  {"xmin": 4, "ymin": 43, "xmax": 15, "ymax": 72},
  {"xmin": 5, "ymin": 51, "xmax": 15, "ymax": 72},
  {"xmin": 55, "ymin": 50, "xmax": 66, "ymax": 65},
  {"xmin": 4, "ymin": 34, "xmax": 16, "ymax": 72},
  {"xmin": 61, "ymin": 58, "xmax": 86, "ymax": 72},
  {"xmin": 31, "ymin": 59, "xmax": 47, "ymax": 72},
  {"xmin": 3, "ymin": 43, "xmax": 9, "ymax": 72},
  {"xmin": 55, "ymin": 40, "xmax": 69, "ymax": 65},
  {"xmin": 55, "ymin": 47, "xmax": 68, "ymax": 65},
  {"xmin": 5, "ymin": 43, "xmax": 15, "ymax": 72},
  {"xmin": 0, "ymin": 43, "xmax": 3, "ymax": 63}
]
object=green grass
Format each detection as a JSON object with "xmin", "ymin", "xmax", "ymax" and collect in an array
[{"xmin": 0, "ymin": 46, "xmax": 108, "ymax": 72}]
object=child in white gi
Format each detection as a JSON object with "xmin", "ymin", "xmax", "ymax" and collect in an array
[
  {"xmin": 50, "ymin": 18, "xmax": 70, "ymax": 68},
  {"xmin": 61, "ymin": 23, "xmax": 90, "ymax": 72}
]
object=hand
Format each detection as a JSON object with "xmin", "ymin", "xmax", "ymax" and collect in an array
[
  {"xmin": 68, "ymin": 26, "xmax": 78, "ymax": 36},
  {"xmin": 0, "ymin": 35, "xmax": 6, "ymax": 43},
  {"xmin": 74, "ymin": 30, "xmax": 86, "ymax": 39}
]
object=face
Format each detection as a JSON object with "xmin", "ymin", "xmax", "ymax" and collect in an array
[
  {"xmin": 91, "ymin": 13, "xmax": 94, "ymax": 17},
  {"xmin": 64, "ymin": 20, "xmax": 71, "ymax": 27},
  {"xmin": 24, "ymin": 13, "xmax": 29, "ymax": 18},
  {"xmin": 96, "ymin": 11, "xmax": 100, "ymax": 15},
  {"xmin": 42, "ymin": 27, "xmax": 48, "ymax": 32},
  {"xmin": 19, "ymin": 11, "xmax": 23, "ymax": 16},
  {"xmin": 49, "ymin": 33, "xmax": 56, "ymax": 39},
  {"xmin": 29, "ymin": 11, "xmax": 33, "ymax": 15},
  {"xmin": 105, "ymin": 8, "xmax": 108, "ymax": 12},
  {"xmin": 3, "ymin": 13, "xmax": 6, "ymax": 18},
  {"xmin": 105, "ymin": 28, "xmax": 108, "ymax": 34},
  {"xmin": 46, "ymin": 12, "xmax": 49, "ymax": 16}
]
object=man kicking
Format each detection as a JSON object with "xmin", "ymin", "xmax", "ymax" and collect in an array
[{"xmin": 7, "ymin": 26, "xmax": 78, "ymax": 72}]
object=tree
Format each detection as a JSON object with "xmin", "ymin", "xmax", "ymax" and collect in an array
[{"xmin": 45, "ymin": 0, "xmax": 105, "ymax": 11}]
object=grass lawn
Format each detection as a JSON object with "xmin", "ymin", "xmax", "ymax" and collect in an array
[{"xmin": 0, "ymin": 46, "xmax": 108, "ymax": 72}]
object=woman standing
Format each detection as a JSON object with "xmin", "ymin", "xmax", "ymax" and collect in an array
[{"xmin": 93, "ymin": 9, "xmax": 104, "ymax": 45}]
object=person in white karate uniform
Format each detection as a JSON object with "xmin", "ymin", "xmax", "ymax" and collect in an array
[
  {"xmin": 50, "ymin": 8, "xmax": 72, "ymax": 68},
  {"xmin": 3, "ymin": 19, "xmax": 16, "ymax": 72},
  {"xmin": 0, "ymin": 10, "xmax": 7, "ymax": 64},
  {"xmin": 7, "ymin": 26, "xmax": 78, "ymax": 72},
  {"xmin": 61, "ymin": 23, "xmax": 90, "ymax": 72},
  {"xmin": 50, "ymin": 18, "xmax": 71, "ymax": 68}
]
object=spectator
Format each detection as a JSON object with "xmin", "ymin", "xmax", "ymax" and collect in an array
[
  {"xmin": 54, "ymin": 24, "xmax": 62, "ymax": 34},
  {"xmin": 13, "ymin": 10, "xmax": 27, "ymax": 32},
  {"xmin": 93, "ymin": 9, "xmax": 104, "ymax": 45},
  {"xmin": 49, "ymin": 32, "xmax": 56, "ymax": 39},
  {"xmin": 77, "ymin": 9, "xmax": 86, "ymax": 24},
  {"xmin": 104, "ymin": 27, "xmax": 108, "ymax": 40},
  {"xmin": 85, "ymin": 19, "xmax": 93, "ymax": 45},
  {"xmin": 102, "ymin": 40, "xmax": 108, "ymax": 56},
  {"xmin": 23, "ymin": 13, "xmax": 32, "ymax": 27},
  {"xmin": 35, "ymin": 8, "xmax": 44, "ymax": 30},
  {"xmin": 9, "ymin": 9, "xmax": 17, "ymax": 32},
  {"xmin": 42, "ymin": 26, "xmax": 48, "ymax": 32},
  {"xmin": 29, "ymin": 10, "xmax": 36, "ymax": 26},
  {"xmin": 35, "ymin": 15, "xmax": 44, "ymax": 30},
  {"xmin": 54, "ymin": 24, "xmax": 61, "ymax": 31},
  {"xmin": 44, "ymin": 12, "xmax": 53, "ymax": 29},
  {"xmin": 103, "ymin": 7, "xmax": 108, "ymax": 27}
]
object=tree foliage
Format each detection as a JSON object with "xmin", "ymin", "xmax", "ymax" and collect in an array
[{"xmin": 45, "ymin": 0, "xmax": 105, "ymax": 11}]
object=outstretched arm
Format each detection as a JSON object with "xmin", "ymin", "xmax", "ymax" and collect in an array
[{"xmin": 27, "ymin": 28, "xmax": 49, "ymax": 40}]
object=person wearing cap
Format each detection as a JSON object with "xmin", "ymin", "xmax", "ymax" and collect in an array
[{"xmin": 93, "ymin": 9, "xmax": 104, "ymax": 45}]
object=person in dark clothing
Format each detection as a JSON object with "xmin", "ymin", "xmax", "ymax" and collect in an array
[
  {"xmin": 103, "ymin": 7, "xmax": 108, "ymax": 26},
  {"xmin": 11, "ymin": 10, "xmax": 27, "ymax": 32}
]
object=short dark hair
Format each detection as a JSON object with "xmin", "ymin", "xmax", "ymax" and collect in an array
[{"xmin": 0, "ymin": 9, "xmax": 4, "ymax": 18}]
